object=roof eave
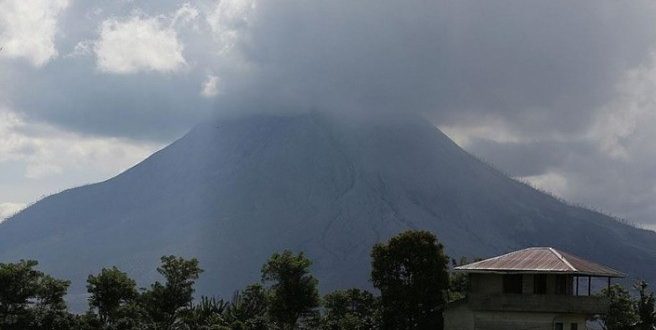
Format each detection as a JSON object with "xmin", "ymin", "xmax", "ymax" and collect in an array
[{"xmin": 454, "ymin": 268, "xmax": 625, "ymax": 278}]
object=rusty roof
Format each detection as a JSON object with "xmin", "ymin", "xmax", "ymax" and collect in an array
[{"xmin": 455, "ymin": 247, "xmax": 625, "ymax": 278}]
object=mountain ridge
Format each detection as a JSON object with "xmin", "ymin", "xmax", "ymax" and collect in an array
[{"xmin": 1, "ymin": 112, "xmax": 654, "ymax": 310}]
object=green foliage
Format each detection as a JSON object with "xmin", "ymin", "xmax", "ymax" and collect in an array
[
  {"xmin": 0, "ymin": 259, "xmax": 75, "ymax": 330},
  {"xmin": 224, "ymin": 284, "xmax": 269, "ymax": 328},
  {"xmin": 371, "ymin": 230, "xmax": 449, "ymax": 330},
  {"xmin": 20, "ymin": 232, "xmax": 656, "ymax": 330},
  {"xmin": 87, "ymin": 266, "xmax": 138, "ymax": 326},
  {"xmin": 183, "ymin": 285, "xmax": 270, "ymax": 330},
  {"xmin": 261, "ymin": 250, "xmax": 320, "ymax": 329},
  {"xmin": 599, "ymin": 284, "xmax": 639, "ymax": 330},
  {"xmin": 635, "ymin": 280, "xmax": 656, "ymax": 330},
  {"xmin": 447, "ymin": 257, "xmax": 472, "ymax": 302},
  {"xmin": 321, "ymin": 288, "xmax": 381, "ymax": 330},
  {"xmin": 141, "ymin": 255, "xmax": 204, "ymax": 329},
  {"xmin": 11, "ymin": 241, "xmax": 655, "ymax": 330},
  {"xmin": 181, "ymin": 296, "xmax": 230, "ymax": 329}
]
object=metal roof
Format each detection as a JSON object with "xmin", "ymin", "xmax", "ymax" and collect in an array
[{"xmin": 455, "ymin": 247, "xmax": 625, "ymax": 278}]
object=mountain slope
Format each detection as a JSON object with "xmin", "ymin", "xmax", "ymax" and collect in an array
[{"xmin": 1, "ymin": 113, "xmax": 655, "ymax": 308}]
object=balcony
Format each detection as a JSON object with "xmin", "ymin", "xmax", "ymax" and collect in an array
[{"xmin": 467, "ymin": 293, "xmax": 610, "ymax": 314}]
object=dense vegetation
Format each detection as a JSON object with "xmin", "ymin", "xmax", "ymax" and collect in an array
[
  {"xmin": 2, "ymin": 229, "xmax": 652, "ymax": 329},
  {"xmin": 600, "ymin": 281, "xmax": 656, "ymax": 330},
  {"xmin": 371, "ymin": 230, "xmax": 449, "ymax": 329},
  {"xmin": 0, "ymin": 230, "xmax": 455, "ymax": 330}
]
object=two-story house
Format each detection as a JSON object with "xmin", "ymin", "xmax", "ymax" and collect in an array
[{"xmin": 444, "ymin": 247, "xmax": 624, "ymax": 330}]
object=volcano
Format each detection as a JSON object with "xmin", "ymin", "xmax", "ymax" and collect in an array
[{"xmin": 1, "ymin": 113, "xmax": 655, "ymax": 308}]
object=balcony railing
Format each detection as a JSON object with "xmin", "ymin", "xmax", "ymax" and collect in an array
[{"xmin": 467, "ymin": 293, "xmax": 609, "ymax": 314}]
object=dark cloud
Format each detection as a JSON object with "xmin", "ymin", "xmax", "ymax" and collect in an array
[
  {"xmin": 6, "ymin": 58, "xmax": 213, "ymax": 141},
  {"xmin": 4, "ymin": 0, "xmax": 656, "ymax": 141},
  {"xmin": 230, "ymin": 0, "xmax": 656, "ymax": 135}
]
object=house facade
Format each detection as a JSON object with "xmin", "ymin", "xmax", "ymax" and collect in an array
[{"xmin": 444, "ymin": 247, "xmax": 624, "ymax": 330}]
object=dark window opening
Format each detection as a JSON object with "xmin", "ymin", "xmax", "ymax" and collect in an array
[
  {"xmin": 534, "ymin": 274, "xmax": 547, "ymax": 294},
  {"xmin": 570, "ymin": 323, "xmax": 578, "ymax": 330},
  {"xmin": 555, "ymin": 322, "xmax": 563, "ymax": 330},
  {"xmin": 555, "ymin": 275, "xmax": 568, "ymax": 295},
  {"xmin": 503, "ymin": 274, "xmax": 523, "ymax": 294}
]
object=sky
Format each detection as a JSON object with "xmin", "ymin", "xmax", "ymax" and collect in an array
[{"xmin": 1, "ymin": 0, "xmax": 656, "ymax": 229}]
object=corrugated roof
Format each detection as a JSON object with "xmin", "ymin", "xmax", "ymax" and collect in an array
[{"xmin": 455, "ymin": 247, "xmax": 624, "ymax": 278}]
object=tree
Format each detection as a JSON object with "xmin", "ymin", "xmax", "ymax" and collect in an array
[
  {"xmin": 182, "ymin": 296, "xmax": 230, "ymax": 329},
  {"xmin": 0, "ymin": 260, "xmax": 75, "ymax": 330},
  {"xmin": 224, "ymin": 284, "xmax": 269, "ymax": 329},
  {"xmin": 183, "ymin": 284, "xmax": 269, "ymax": 330},
  {"xmin": 599, "ymin": 284, "xmax": 639, "ymax": 330},
  {"xmin": 321, "ymin": 288, "xmax": 381, "ymax": 330},
  {"xmin": 371, "ymin": 230, "xmax": 450, "ymax": 330},
  {"xmin": 86, "ymin": 266, "xmax": 138, "ymax": 326},
  {"xmin": 261, "ymin": 250, "xmax": 319, "ymax": 329},
  {"xmin": 635, "ymin": 281, "xmax": 656, "ymax": 330},
  {"xmin": 0, "ymin": 259, "xmax": 42, "ymax": 328},
  {"xmin": 141, "ymin": 255, "xmax": 203, "ymax": 329}
]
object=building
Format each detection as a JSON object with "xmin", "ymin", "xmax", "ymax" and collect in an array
[{"xmin": 444, "ymin": 247, "xmax": 624, "ymax": 330}]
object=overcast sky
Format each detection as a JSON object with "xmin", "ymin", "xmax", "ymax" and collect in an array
[{"xmin": 2, "ymin": 0, "xmax": 656, "ymax": 229}]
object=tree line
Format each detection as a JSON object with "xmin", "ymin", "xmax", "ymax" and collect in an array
[
  {"xmin": 0, "ymin": 230, "xmax": 458, "ymax": 330},
  {"xmin": 2, "ymin": 229, "xmax": 653, "ymax": 330}
]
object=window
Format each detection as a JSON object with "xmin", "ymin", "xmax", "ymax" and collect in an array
[
  {"xmin": 555, "ymin": 275, "xmax": 568, "ymax": 295},
  {"xmin": 533, "ymin": 274, "xmax": 547, "ymax": 294},
  {"xmin": 554, "ymin": 322, "xmax": 563, "ymax": 330},
  {"xmin": 503, "ymin": 274, "xmax": 523, "ymax": 294},
  {"xmin": 570, "ymin": 323, "xmax": 578, "ymax": 330}
]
